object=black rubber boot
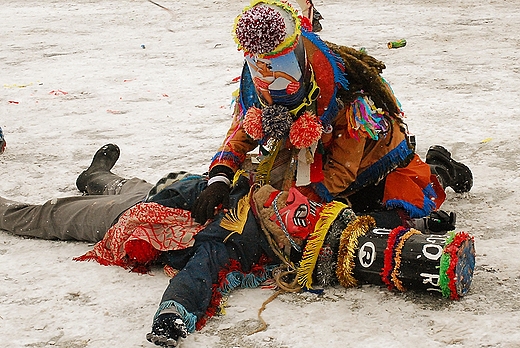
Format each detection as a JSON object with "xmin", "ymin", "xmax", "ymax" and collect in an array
[
  {"xmin": 146, "ymin": 312, "xmax": 188, "ymax": 347},
  {"xmin": 76, "ymin": 144, "xmax": 125, "ymax": 195},
  {"xmin": 426, "ymin": 145, "xmax": 473, "ymax": 193}
]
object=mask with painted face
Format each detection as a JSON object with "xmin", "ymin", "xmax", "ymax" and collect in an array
[{"xmin": 234, "ymin": 0, "xmax": 309, "ymax": 109}]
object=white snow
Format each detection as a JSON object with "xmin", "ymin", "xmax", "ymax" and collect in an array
[{"xmin": 1, "ymin": 0, "xmax": 519, "ymax": 347}]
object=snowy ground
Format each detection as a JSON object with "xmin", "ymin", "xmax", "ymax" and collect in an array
[{"xmin": 1, "ymin": 0, "xmax": 520, "ymax": 347}]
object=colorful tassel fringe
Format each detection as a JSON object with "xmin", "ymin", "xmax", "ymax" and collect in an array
[
  {"xmin": 439, "ymin": 231, "xmax": 475, "ymax": 300},
  {"xmin": 297, "ymin": 201, "xmax": 349, "ymax": 290}
]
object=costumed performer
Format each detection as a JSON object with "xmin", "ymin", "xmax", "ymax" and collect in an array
[
  {"xmin": 149, "ymin": 1, "xmax": 474, "ymax": 346},
  {"xmin": 0, "ymin": 1, "xmax": 475, "ymax": 347}
]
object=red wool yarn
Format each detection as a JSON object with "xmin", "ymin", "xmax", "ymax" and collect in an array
[
  {"xmin": 289, "ymin": 111, "xmax": 323, "ymax": 148},
  {"xmin": 235, "ymin": 6, "xmax": 286, "ymax": 55},
  {"xmin": 124, "ymin": 239, "xmax": 161, "ymax": 265},
  {"xmin": 243, "ymin": 106, "xmax": 264, "ymax": 139}
]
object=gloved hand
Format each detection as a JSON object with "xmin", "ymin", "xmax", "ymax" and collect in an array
[
  {"xmin": 192, "ymin": 180, "xmax": 230, "ymax": 224},
  {"xmin": 427, "ymin": 210, "xmax": 456, "ymax": 233},
  {"xmin": 192, "ymin": 165, "xmax": 233, "ymax": 224},
  {"xmin": 146, "ymin": 312, "xmax": 188, "ymax": 347},
  {"xmin": 412, "ymin": 210, "xmax": 456, "ymax": 234}
]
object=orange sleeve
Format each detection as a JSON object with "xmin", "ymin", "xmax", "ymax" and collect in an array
[
  {"xmin": 321, "ymin": 116, "xmax": 367, "ymax": 195},
  {"xmin": 209, "ymin": 107, "xmax": 258, "ymax": 173}
]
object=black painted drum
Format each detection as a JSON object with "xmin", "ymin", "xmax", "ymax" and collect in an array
[{"xmin": 352, "ymin": 227, "xmax": 475, "ymax": 299}]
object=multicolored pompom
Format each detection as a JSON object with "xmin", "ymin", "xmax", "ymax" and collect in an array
[
  {"xmin": 262, "ymin": 104, "xmax": 293, "ymax": 141},
  {"xmin": 235, "ymin": 5, "xmax": 286, "ymax": 55},
  {"xmin": 233, "ymin": 0, "xmax": 302, "ymax": 58}
]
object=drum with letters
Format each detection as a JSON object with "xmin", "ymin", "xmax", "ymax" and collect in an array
[{"xmin": 352, "ymin": 227, "xmax": 475, "ymax": 299}]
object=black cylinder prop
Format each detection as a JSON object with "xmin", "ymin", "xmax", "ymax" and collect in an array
[{"xmin": 340, "ymin": 225, "xmax": 475, "ymax": 300}]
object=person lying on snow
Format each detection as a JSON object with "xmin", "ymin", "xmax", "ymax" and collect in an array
[{"xmin": 0, "ymin": 1, "xmax": 473, "ymax": 347}]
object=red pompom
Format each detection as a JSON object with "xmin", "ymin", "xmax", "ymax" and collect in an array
[
  {"xmin": 243, "ymin": 106, "xmax": 264, "ymax": 140},
  {"xmin": 289, "ymin": 111, "xmax": 323, "ymax": 148},
  {"xmin": 124, "ymin": 239, "xmax": 161, "ymax": 265}
]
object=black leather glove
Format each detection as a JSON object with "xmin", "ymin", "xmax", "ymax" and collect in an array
[
  {"xmin": 427, "ymin": 210, "xmax": 456, "ymax": 233},
  {"xmin": 146, "ymin": 312, "xmax": 187, "ymax": 347},
  {"xmin": 192, "ymin": 181, "xmax": 230, "ymax": 224},
  {"xmin": 192, "ymin": 165, "xmax": 234, "ymax": 224},
  {"xmin": 412, "ymin": 210, "xmax": 456, "ymax": 234}
]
